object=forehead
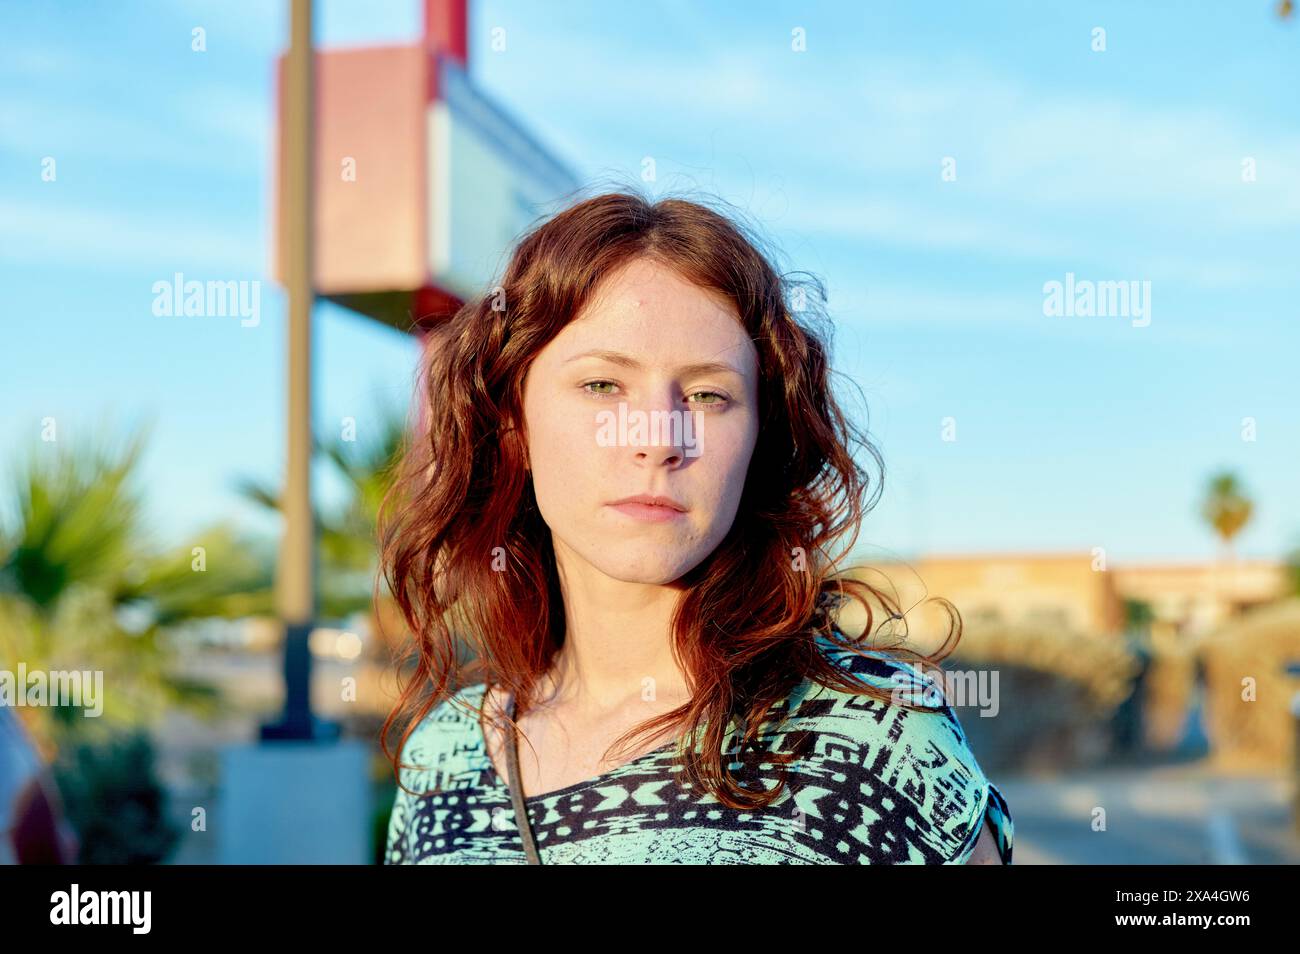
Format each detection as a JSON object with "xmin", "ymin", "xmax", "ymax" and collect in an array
[{"xmin": 553, "ymin": 258, "xmax": 755, "ymax": 367}]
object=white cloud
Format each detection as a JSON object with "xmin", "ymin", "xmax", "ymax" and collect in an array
[
  {"xmin": 770, "ymin": 193, "xmax": 1083, "ymax": 262},
  {"xmin": 483, "ymin": 40, "xmax": 1299, "ymax": 288},
  {"xmin": 0, "ymin": 198, "xmax": 263, "ymax": 272},
  {"xmin": 0, "ymin": 87, "xmax": 267, "ymax": 175}
]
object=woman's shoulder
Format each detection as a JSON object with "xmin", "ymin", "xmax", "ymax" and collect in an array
[
  {"xmin": 780, "ymin": 629, "xmax": 1013, "ymax": 863},
  {"xmin": 396, "ymin": 682, "xmax": 491, "ymax": 793},
  {"xmin": 806, "ymin": 627, "xmax": 949, "ymax": 712},
  {"xmin": 386, "ymin": 683, "xmax": 496, "ymax": 865}
]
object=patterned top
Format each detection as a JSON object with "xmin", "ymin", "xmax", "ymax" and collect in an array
[{"xmin": 385, "ymin": 634, "xmax": 1013, "ymax": 864}]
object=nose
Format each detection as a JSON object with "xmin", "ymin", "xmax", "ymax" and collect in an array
[
  {"xmin": 637, "ymin": 441, "xmax": 684, "ymax": 467},
  {"xmin": 630, "ymin": 387, "xmax": 694, "ymax": 467}
]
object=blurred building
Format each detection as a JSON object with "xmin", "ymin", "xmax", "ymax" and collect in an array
[
  {"xmin": 1110, "ymin": 559, "xmax": 1289, "ymax": 636},
  {"xmin": 870, "ymin": 551, "xmax": 1289, "ymax": 638}
]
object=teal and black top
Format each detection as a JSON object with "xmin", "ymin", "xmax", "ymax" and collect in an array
[{"xmin": 385, "ymin": 632, "xmax": 1013, "ymax": 864}]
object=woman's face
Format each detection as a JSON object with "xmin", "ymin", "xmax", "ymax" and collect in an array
[{"xmin": 520, "ymin": 256, "xmax": 760, "ymax": 585}]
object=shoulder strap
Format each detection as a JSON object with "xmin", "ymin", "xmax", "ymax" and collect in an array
[{"xmin": 504, "ymin": 690, "xmax": 543, "ymax": 864}]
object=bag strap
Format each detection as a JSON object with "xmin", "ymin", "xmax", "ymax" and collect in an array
[{"xmin": 504, "ymin": 690, "xmax": 543, "ymax": 864}]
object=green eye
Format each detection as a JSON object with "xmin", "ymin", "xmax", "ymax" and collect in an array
[
  {"xmin": 688, "ymin": 391, "xmax": 727, "ymax": 405},
  {"xmin": 582, "ymin": 382, "xmax": 728, "ymax": 407}
]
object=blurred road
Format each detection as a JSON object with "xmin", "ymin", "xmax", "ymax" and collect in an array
[{"xmin": 997, "ymin": 761, "xmax": 1300, "ymax": 864}]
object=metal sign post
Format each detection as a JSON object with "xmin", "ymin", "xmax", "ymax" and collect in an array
[{"xmin": 262, "ymin": 0, "xmax": 337, "ymax": 743}]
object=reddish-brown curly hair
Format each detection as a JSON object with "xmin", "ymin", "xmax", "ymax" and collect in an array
[{"xmin": 376, "ymin": 187, "xmax": 960, "ymax": 810}]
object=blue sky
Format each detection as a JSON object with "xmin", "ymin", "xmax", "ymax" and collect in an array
[{"xmin": 1, "ymin": 0, "xmax": 1297, "ymax": 564}]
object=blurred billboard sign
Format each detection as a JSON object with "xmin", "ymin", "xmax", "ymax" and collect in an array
[
  {"xmin": 429, "ymin": 56, "xmax": 577, "ymax": 305},
  {"xmin": 271, "ymin": 9, "xmax": 579, "ymax": 332}
]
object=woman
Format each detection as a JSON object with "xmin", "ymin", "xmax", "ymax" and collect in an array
[{"xmin": 378, "ymin": 189, "xmax": 1012, "ymax": 865}]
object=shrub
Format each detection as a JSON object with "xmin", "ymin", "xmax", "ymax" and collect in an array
[{"xmin": 52, "ymin": 730, "xmax": 180, "ymax": 864}]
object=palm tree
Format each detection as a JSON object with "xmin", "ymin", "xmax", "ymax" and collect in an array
[
  {"xmin": 1286, "ymin": 538, "xmax": 1300, "ymax": 597},
  {"xmin": 0, "ymin": 420, "xmax": 274, "ymax": 756},
  {"xmin": 233, "ymin": 399, "xmax": 410, "ymax": 642},
  {"xmin": 1198, "ymin": 470, "xmax": 1255, "ymax": 621},
  {"xmin": 1200, "ymin": 471, "xmax": 1254, "ymax": 563},
  {"xmin": 0, "ymin": 419, "xmax": 283, "ymax": 863}
]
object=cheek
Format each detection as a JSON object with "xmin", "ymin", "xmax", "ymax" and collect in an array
[
  {"xmin": 713, "ymin": 411, "xmax": 758, "ymax": 471},
  {"xmin": 526, "ymin": 401, "xmax": 602, "ymax": 498},
  {"xmin": 696, "ymin": 417, "xmax": 758, "ymax": 509}
]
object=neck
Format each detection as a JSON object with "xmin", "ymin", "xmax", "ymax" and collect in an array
[{"xmin": 543, "ymin": 551, "xmax": 694, "ymax": 716}]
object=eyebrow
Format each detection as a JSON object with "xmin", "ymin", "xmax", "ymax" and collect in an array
[{"xmin": 562, "ymin": 349, "xmax": 746, "ymax": 378}]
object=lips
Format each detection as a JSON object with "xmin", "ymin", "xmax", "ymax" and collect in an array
[
  {"xmin": 606, "ymin": 494, "xmax": 687, "ymax": 511},
  {"xmin": 605, "ymin": 494, "xmax": 689, "ymax": 524}
]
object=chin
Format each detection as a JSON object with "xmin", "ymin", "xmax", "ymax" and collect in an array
[{"xmin": 587, "ymin": 550, "xmax": 700, "ymax": 586}]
